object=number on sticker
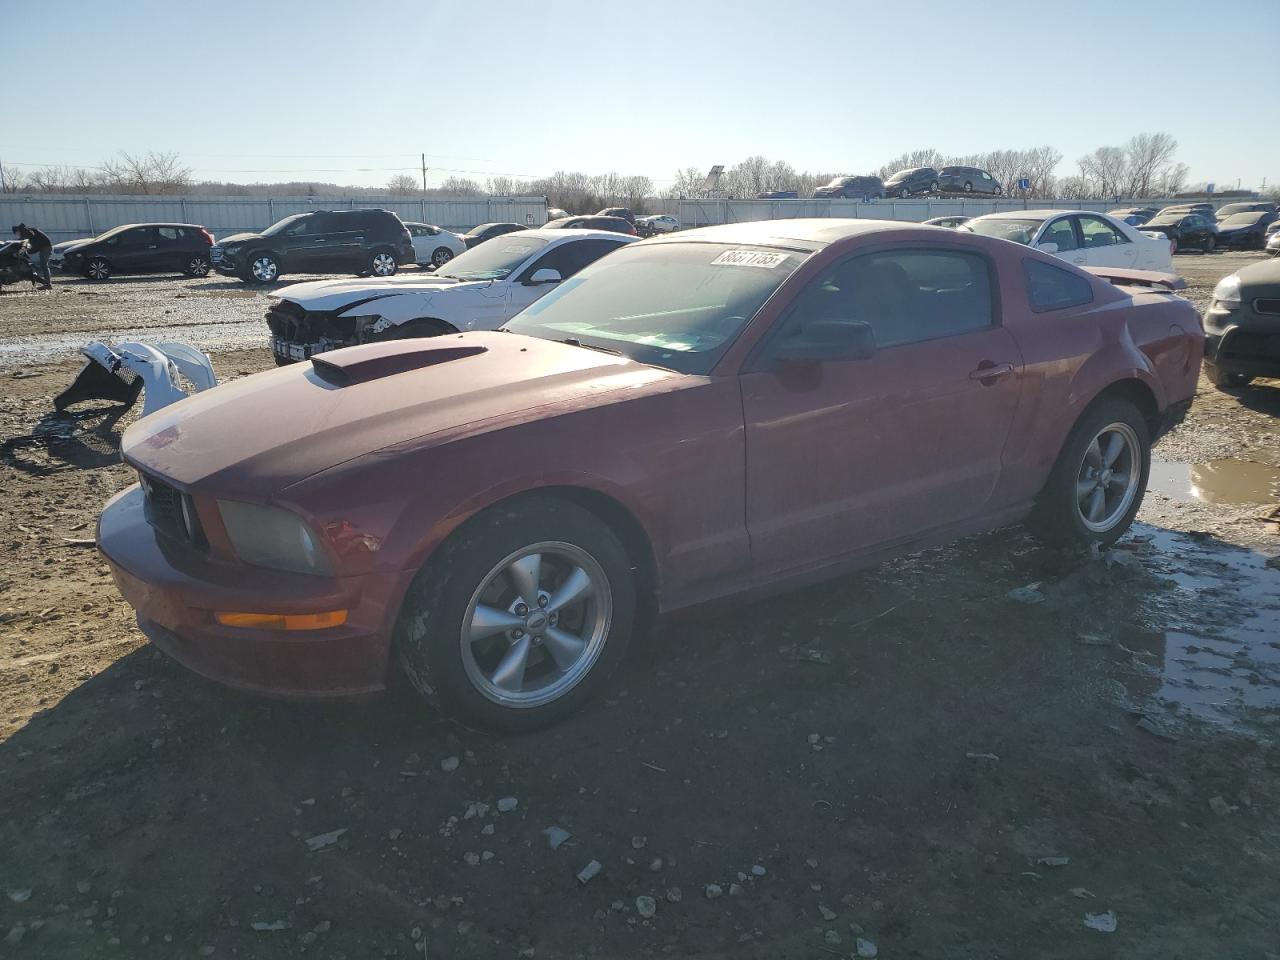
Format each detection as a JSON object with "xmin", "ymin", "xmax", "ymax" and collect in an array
[{"xmin": 711, "ymin": 249, "xmax": 788, "ymax": 268}]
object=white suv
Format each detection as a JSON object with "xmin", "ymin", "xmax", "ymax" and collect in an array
[{"xmin": 266, "ymin": 229, "xmax": 635, "ymax": 363}]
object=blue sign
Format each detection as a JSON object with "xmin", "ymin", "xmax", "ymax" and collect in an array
[
  {"xmin": 1206, "ymin": 182, "xmax": 1215, "ymax": 194},
  {"xmin": 1017, "ymin": 177, "xmax": 1030, "ymax": 191}
]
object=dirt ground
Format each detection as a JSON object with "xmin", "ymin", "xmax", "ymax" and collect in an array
[{"xmin": 2, "ymin": 253, "xmax": 1279, "ymax": 960}]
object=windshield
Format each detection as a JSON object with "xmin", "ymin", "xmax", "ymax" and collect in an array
[
  {"xmin": 261, "ymin": 215, "xmax": 306, "ymax": 237},
  {"xmin": 964, "ymin": 218, "xmax": 1044, "ymax": 244},
  {"xmin": 1146, "ymin": 216, "xmax": 1182, "ymax": 226},
  {"xmin": 505, "ymin": 241, "xmax": 805, "ymax": 374},
  {"xmin": 93, "ymin": 224, "xmax": 133, "ymax": 241},
  {"xmin": 1222, "ymin": 213, "xmax": 1264, "ymax": 226},
  {"xmin": 1216, "ymin": 204, "xmax": 1259, "ymax": 217},
  {"xmin": 436, "ymin": 236, "xmax": 548, "ymax": 281}
]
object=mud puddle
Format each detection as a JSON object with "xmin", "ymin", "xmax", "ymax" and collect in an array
[
  {"xmin": 1148, "ymin": 455, "xmax": 1280, "ymax": 505},
  {"xmin": 1123, "ymin": 525, "xmax": 1280, "ymax": 730}
]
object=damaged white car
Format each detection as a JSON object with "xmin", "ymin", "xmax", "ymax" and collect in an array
[{"xmin": 265, "ymin": 228, "xmax": 635, "ymax": 363}]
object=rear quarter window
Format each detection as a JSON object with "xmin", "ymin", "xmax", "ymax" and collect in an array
[{"xmin": 1024, "ymin": 259, "xmax": 1094, "ymax": 313}]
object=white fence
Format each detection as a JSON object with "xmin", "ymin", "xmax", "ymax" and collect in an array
[
  {"xmin": 676, "ymin": 196, "xmax": 1227, "ymax": 227},
  {"xmin": 0, "ymin": 195, "xmax": 551, "ymax": 242}
]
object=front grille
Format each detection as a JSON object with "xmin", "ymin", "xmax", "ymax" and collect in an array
[
  {"xmin": 265, "ymin": 300, "xmax": 356, "ymax": 341},
  {"xmin": 1254, "ymin": 298, "xmax": 1280, "ymax": 316},
  {"xmin": 140, "ymin": 473, "xmax": 206, "ymax": 549}
]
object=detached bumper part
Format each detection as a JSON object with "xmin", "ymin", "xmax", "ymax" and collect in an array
[{"xmin": 54, "ymin": 341, "xmax": 218, "ymax": 417}]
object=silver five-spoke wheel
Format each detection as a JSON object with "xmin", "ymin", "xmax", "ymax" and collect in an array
[
  {"xmin": 1075, "ymin": 422, "xmax": 1140, "ymax": 532},
  {"xmin": 461, "ymin": 542, "xmax": 611, "ymax": 708}
]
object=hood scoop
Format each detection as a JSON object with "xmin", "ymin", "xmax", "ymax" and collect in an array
[{"xmin": 311, "ymin": 339, "xmax": 487, "ymax": 386}]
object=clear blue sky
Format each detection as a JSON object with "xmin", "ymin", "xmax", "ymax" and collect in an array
[{"xmin": 5, "ymin": 0, "xmax": 1278, "ymax": 191}]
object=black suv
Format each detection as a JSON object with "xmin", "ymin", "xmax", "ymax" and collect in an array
[
  {"xmin": 883, "ymin": 167, "xmax": 940, "ymax": 198},
  {"xmin": 212, "ymin": 209, "xmax": 414, "ymax": 283},
  {"xmin": 60, "ymin": 223, "xmax": 215, "ymax": 281}
]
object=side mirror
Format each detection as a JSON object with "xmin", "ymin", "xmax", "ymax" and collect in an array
[
  {"xmin": 1036, "ymin": 241, "xmax": 1059, "ymax": 254},
  {"xmin": 526, "ymin": 268, "xmax": 562, "ymax": 286},
  {"xmin": 774, "ymin": 320, "xmax": 877, "ymax": 363}
]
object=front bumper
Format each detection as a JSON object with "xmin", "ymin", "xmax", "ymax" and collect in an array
[
  {"xmin": 98, "ymin": 484, "xmax": 406, "ymax": 698},
  {"xmin": 1204, "ymin": 298, "xmax": 1280, "ymax": 376}
]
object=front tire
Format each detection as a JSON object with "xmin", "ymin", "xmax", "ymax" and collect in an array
[
  {"xmin": 963, "ymin": 182, "xmax": 973, "ymax": 193},
  {"xmin": 245, "ymin": 253, "xmax": 280, "ymax": 283},
  {"xmin": 396, "ymin": 496, "xmax": 636, "ymax": 732},
  {"xmin": 431, "ymin": 247, "xmax": 454, "ymax": 268},
  {"xmin": 1204, "ymin": 362, "xmax": 1253, "ymax": 389},
  {"xmin": 898, "ymin": 187, "xmax": 909, "ymax": 199},
  {"xmin": 369, "ymin": 249, "xmax": 398, "ymax": 277},
  {"xmin": 1203, "ymin": 236, "xmax": 1216, "ymax": 253},
  {"xmin": 85, "ymin": 257, "xmax": 111, "ymax": 281},
  {"xmin": 1028, "ymin": 398, "xmax": 1150, "ymax": 549}
]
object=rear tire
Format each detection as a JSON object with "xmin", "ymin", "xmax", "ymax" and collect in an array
[
  {"xmin": 184, "ymin": 254, "xmax": 211, "ymax": 278},
  {"xmin": 395, "ymin": 495, "xmax": 636, "ymax": 731},
  {"xmin": 897, "ymin": 187, "xmax": 909, "ymax": 199},
  {"xmin": 1203, "ymin": 236, "xmax": 1216, "ymax": 253},
  {"xmin": 1204, "ymin": 362, "xmax": 1253, "ymax": 389},
  {"xmin": 963, "ymin": 182, "xmax": 973, "ymax": 193},
  {"xmin": 431, "ymin": 247, "xmax": 454, "ymax": 268},
  {"xmin": 1028, "ymin": 398, "xmax": 1150, "ymax": 549}
]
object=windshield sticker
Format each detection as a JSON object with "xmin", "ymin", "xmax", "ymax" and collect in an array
[
  {"xmin": 501, "ymin": 243, "xmax": 539, "ymax": 254},
  {"xmin": 711, "ymin": 249, "xmax": 788, "ymax": 269}
]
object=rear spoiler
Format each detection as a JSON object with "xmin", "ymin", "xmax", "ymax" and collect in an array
[{"xmin": 1084, "ymin": 266, "xmax": 1186, "ymax": 291}]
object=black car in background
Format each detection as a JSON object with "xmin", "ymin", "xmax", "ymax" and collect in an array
[
  {"xmin": 1140, "ymin": 212, "xmax": 1220, "ymax": 252},
  {"xmin": 883, "ymin": 167, "xmax": 939, "ymax": 198},
  {"xmin": 595, "ymin": 207, "xmax": 637, "ymax": 225},
  {"xmin": 212, "ymin": 209, "xmax": 413, "ymax": 283},
  {"xmin": 60, "ymin": 223, "xmax": 215, "ymax": 281},
  {"xmin": 812, "ymin": 175, "xmax": 885, "ymax": 199},
  {"xmin": 1214, "ymin": 201, "xmax": 1277, "ymax": 219},
  {"xmin": 1215, "ymin": 211, "xmax": 1278, "ymax": 249},
  {"xmin": 1157, "ymin": 202, "xmax": 1217, "ymax": 220},
  {"xmin": 462, "ymin": 222, "xmax": 528, "ymax": 249},
  {"xmin": 544, "ymin": 216, "xmax": 637, "ymax": 235},
  {"xmin": 936, "ymin": 166, "xmax": 1002, "ymax": 195},
  {"xmin": 1109, "ymin": 207, "xmax": 1159, "ymax": 226}
]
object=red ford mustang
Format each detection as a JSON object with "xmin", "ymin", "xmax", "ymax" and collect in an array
[{"xmin": 99, "ymin": 220, "xmax": 1203, "ymax": 730}]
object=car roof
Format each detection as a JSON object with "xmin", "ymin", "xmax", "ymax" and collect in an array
[
  {"xmin": 105, "ymin": 222, "xmax": 207, "ymax": 230},
  {"xmin": 517, "ymin": 227, "xmax": 638, "ymax": 243},
  {"xmin": 643, "ymin": 218, "xmax": 923, "ymax": 250}
]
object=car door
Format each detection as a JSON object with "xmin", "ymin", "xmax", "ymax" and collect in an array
[
  {"xmin": 509, "ymin": 238, "xmax": 629, "ymax": 315},
  {"xmin": 150, "ymin": 226, "xmax": 185, "ymax": 272},
  {"xmin": 104, "ymin": 227, "xmax": 153, "ymax": 273},
  {"xmin": 1075, "ymin": 215, "xmax": 1137, "ymax": 268},
  {"xmin": 1036, "ymin": 216, "xmax": 1086, "ymax": 266},
  {"xmin": 317, "ymin": 211, "xmax": 364, "ymax": 269},
  {"xmin": 277, "ymin": 215, "xmax": 324, "ymax": 271},
  {"xmin": 739, "ymin": 245, "xmax": 1024, "ymax": 575}
]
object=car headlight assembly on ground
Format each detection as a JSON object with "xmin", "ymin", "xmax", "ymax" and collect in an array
[{"xmin": 217, "ymin": 500, "xmax": 332, "ymax": 575}]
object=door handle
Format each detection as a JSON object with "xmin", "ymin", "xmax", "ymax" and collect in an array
[
  {"xmin": 969, "ymin": 361, "xmax": 1014, "ymax": 385},
  {"xmin": 312, "ymin": 238, "xmax": 327, "ymax": 243}
]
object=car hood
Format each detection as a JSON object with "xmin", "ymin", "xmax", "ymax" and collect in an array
[
  {"xmin": 277, "ymin": 274, "xmax": 494, "ymax": 311},
  {"xmin": 54, "ymin": 239, "xmax": 93, "ymax": 254},
  {"xmin": 121, "ymin": 332, "xmax": 683, "ymax": 497},
  {"xmin": 1235, "ymin": 259, "xmax": 1280, "ymax": 296},
  {"xmin": 217, "ymin": 232, "xmax": 264, "ymax": 246}
]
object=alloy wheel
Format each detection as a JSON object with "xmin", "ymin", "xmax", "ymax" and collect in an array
[
  {"xmin": 87, "ymin": 258, "xmax": 110, "ymax": 280},
  {"xmin": 372, "ymin": 252, "xmax": 397, "ymax": 276},
  {"xmin": 1075, "ymin": 422, "xmax": 1141, "ymax": 532},
  {"xmin": 460, "ymin": 542, "xmax": 612, "ymax": 708},
  {"xmin": 251, "ymin": 257, "xmax": 278, "ymax": 282},
  {"xmin": 432, "ymin": 247, "xmax": 454, "ymax": 268},
  {"xmin": 188, "ymin": 256, "xmax": 210, "ymax": 277}
]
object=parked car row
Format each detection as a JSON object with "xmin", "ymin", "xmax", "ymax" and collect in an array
[
  {"xmin": 810, "ymin": 166, "xmax": 1005, "ymax": 200},
  {"xmin": 1107, "ymin": 202, "xmax": 1278, "ymax": 250},
  {"xmin": 100, "ymin": 215, "xmax": 1205, "ymax": 731}
]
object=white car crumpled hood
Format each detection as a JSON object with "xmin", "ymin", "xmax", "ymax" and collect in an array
[{"xmin": 276, "ymin": 274, "xmax": 494, "ymax": 313}]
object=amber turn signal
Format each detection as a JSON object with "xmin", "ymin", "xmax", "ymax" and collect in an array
[{"xmin": 214, "ymin": 610, "xmax": 348, "ymax": 631}]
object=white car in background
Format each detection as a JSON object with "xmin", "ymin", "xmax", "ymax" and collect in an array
[
  {"xmin": 637, "ymin": 214, "xmax": 680, "ymax": 236},
  {"xmin": 404, "ymin": 222, "xmax": 467, "ymax": 268},
  {"xmin": 267, "ymin": 229, "xmax": 635, "ymax": 363},
  {"xmin": 963, "ymin": 209, "xmax": 1174, "ymax": 273}
]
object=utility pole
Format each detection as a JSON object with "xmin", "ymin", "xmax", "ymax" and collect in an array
[{"xmin": 421, "ymin": 153, "xmax": 428, "ymax": 195}]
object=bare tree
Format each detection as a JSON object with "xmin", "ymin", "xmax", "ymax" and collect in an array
[
  {"xmin": 1077, "ymin": 146, "xmax": 1127, "ymax": 199},
  {"xmin": 386, "ymin": 173, "xmax": 418, "ymax": 195},
  {"xmin": 1122, "ymin": 132, "xmax": 1178, "ymax": 198},
  {"xmin": 877, "ymin": 148, "xmax": 946, "ymax": 181},
  {"xmin": 486, "ymin": 176, "xmax": 519, "ymax": 196},
  {"xmin": 1156, "ymin": 162, "xmax": 1189, "ymax": 198},
  {"xmin": 433, "ymin": 176, "xmax": 483, "ymax": 196},
  {"xmin": 101, "ymin": 151, "xmax": 192, "ymax": 194}
]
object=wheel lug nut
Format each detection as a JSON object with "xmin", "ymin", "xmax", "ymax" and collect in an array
[
  {"xmin": 512, "ymin": 629, "xmax": 524, "ymax": 639},
  {"xmin": 538, "ymin": 596, "xmax": 548, "ymax": 607},
  {"xmin": 515, "ymin": 603, "xmax": 528, "ymax": 616}
]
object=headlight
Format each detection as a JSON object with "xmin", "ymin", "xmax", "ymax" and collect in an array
[
  {"xmin": 1211, "ymin": 274, "xmax": 1242, "ymax": 309},
  {"xmin": 217, "ymin": 501, "xmax": 332, "ymax": 575}
]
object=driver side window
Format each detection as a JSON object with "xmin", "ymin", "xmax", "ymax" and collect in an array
[
  {"xmin": 770, "ymin": 248, "xmax": 995, "ymax": 353},
  {"xmin": 1040, "ymin": 218, "xmax": 1078, "ymax": 251}
]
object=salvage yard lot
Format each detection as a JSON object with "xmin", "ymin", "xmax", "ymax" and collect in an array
[{"xmin": 2, "ymin": 252, "xmax": 1279, "ymax": 958}]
